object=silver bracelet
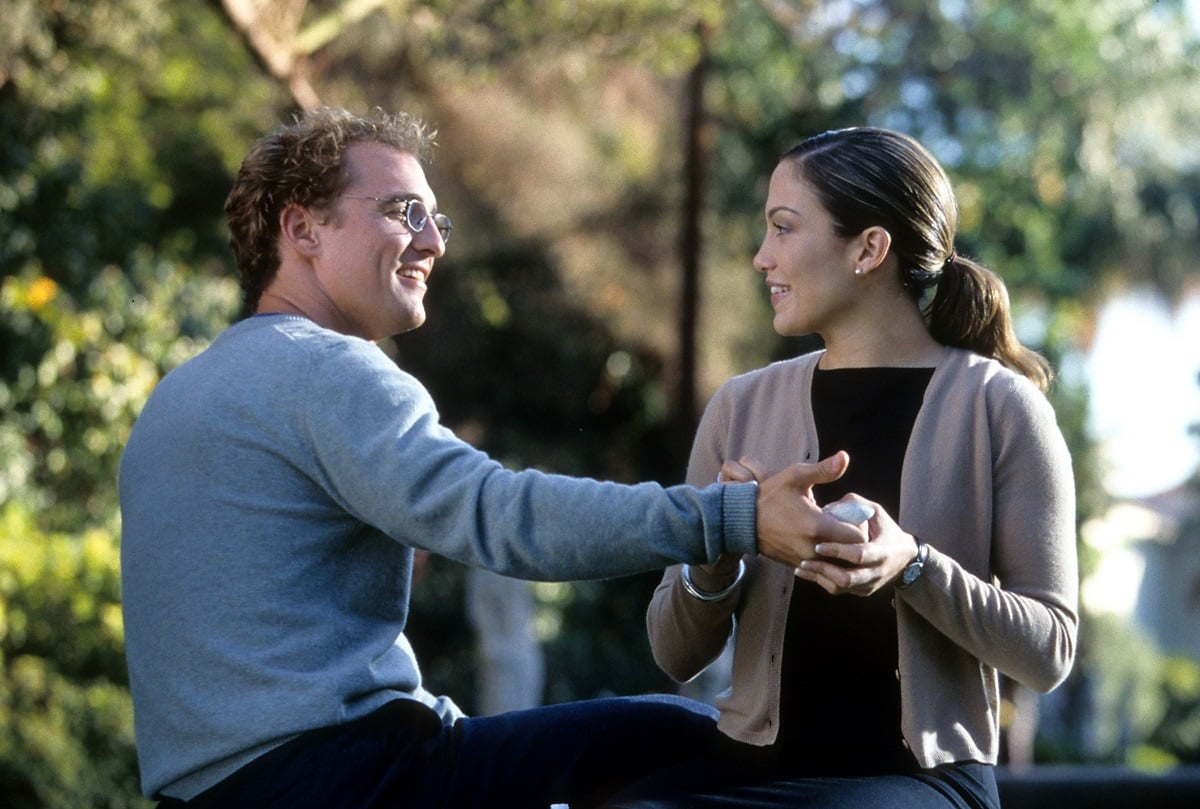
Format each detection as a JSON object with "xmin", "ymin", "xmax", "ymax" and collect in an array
[{"xmin": 680, "ymin": 558, "xmax": 746, "ymax": 602}]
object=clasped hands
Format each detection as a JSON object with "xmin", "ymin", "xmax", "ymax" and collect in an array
[{"xmin": 733, "ymin": 452, "xmax": 918, "ymax": 596}]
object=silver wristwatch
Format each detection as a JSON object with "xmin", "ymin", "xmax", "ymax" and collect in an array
[{"xmin": 897, "ymin": 536, "xmax": 928, "ymax": 589}]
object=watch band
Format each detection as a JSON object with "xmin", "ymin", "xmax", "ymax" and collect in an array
[{"xmin": 897, "ymin": 536, "xmax": 928, "ymax": 589}]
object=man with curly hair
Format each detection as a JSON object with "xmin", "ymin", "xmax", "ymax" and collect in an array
[{"xmin": 119, "ymin": 107, "xmax": 863, "ymax": 809}]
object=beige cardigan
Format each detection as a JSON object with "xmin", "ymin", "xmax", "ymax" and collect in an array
[{"xmin": 647, "ymin": 346, "xmax": 1078, "ymax": 768}]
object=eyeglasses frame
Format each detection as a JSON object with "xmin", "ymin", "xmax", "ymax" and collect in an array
[{"xmin": 338, "ymin": 194, "xmax": 452, "ymax": 243}]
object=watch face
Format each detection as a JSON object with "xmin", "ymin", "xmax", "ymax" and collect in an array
[{"xmin": 902, "ymin": 564, "xmax": 921, "ymax": 585}]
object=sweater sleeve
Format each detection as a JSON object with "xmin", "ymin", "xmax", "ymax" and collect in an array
[
  {"xmin": 302, "ymin": 339, "xmax": 759, "ymax": 581},
  {"xmin": 900, "ymin": 371, "xmax": 1079, "ymax": 693},
  {"xmin": 646, "ymin": 383, "xmax": 744, "ymax": 682}
]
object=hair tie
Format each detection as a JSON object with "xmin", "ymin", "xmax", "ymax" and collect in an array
[{"xmin": 945, "ymin": 249, "xmax": 958, "ymax": 267}]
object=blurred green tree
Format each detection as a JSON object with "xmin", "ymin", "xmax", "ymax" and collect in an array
[
  {"xmin": 2, "ymin": 2, "xmax": 1200, "ymax": 803},
  {"xmin": 1, "ymin": 0, "xmax": 285, "ymax": 804},
  {"xmin": 0, "ymin": 501, "xmax": 145, "ymax": 808},
  {"xmin": 1, "ymin": 0, "xmax": 285, "ymax": 529}
]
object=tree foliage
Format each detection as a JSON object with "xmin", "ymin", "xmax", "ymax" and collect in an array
[
  {"xmin": 2, "ymin": 0, "xmax": 1200, "ymax": 802},
  {"xmin": 0, "ymin": 502, "xmax": 148, "ymax": 809},
  {"xmin": 1, "ymin": 0, "xmax": 283, "ymax": 528},
  {"xmin": 2, "ymin": 0, "xmax": 281, "ymax": 804}
]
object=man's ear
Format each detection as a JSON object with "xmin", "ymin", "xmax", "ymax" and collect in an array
[
  {"xmin": 279, "ymin": 204, "xmax": 321, "ymax": 257},
  {"xmin": 853, "ymin": 226, "xmax": 892, "ymax": 274}
]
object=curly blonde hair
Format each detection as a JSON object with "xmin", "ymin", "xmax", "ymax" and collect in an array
[{"xmin": 224, "ymin": 107, "xmax": 437, "ymax": 315}]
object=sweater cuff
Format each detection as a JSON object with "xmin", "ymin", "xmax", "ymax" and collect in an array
[{"xmin": 720, "ymin": 482, "xmax": 759, "ymax": 556}]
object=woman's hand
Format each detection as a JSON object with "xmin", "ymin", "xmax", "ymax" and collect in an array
[
  {"xmin": 717, "ymin": 456, "xmax": 769, "ymax": 485},
  {"xmin": 795, "ymin": 495, "xmax": 920, "ymax": 596}
]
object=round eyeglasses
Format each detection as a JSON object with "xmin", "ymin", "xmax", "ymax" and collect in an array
[{"xmin": 339, "ymin": 195, "xmax": 452, "ymax": 243}]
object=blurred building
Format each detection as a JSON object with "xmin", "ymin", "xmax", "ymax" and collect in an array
[
  {"xmin": 1036, "ymin": 476, "xmax": 1200, "ymax": 760},
  {"xmin": 1126, "ymin": 484, "xmax": 1200, "ymax": 658},
  {"xmin": 1083, "ymin": 480, "xmax": 1200, "ymax": 659}
]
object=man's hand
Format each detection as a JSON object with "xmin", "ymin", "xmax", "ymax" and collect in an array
[{"xmin": 753, "ymin": 452, "xmax": 867, "ymax": 568}]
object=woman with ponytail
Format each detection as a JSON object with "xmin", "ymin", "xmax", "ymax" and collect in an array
[{"xmin": 610, "ymin": 128, "xmax": 1078, "ymax": 808}]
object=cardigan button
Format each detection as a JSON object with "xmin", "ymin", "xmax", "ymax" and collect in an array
[{"xmin": 894, "ymin": 669, "xmax": 901, "ymax": 681}]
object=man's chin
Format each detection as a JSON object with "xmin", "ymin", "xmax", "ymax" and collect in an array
[{"xmin": 394, "ymin": 310, "xmax": 427, "ymax": 336}]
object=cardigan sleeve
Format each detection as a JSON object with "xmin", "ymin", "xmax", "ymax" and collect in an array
[
  {"xmin": 899, "ymin": 370, "xmax": 1079, "ymax": 693},
  {"xmin": 646, "ymin": 383, "xmax": 744, "ymax": 683}
]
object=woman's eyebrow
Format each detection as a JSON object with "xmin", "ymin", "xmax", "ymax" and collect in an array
[{"xmin": 767, "ymin": 205, "xmax": 801, "ymax": 218}]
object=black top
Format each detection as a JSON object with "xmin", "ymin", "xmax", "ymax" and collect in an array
[{"xmin": 774, "ymin": 365, "xmax": 934, "ymax": 776}]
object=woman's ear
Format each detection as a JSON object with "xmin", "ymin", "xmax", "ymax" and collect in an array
[{"xmin": 853, "ymin": 226, "xmax": 892, "ymax": 274}]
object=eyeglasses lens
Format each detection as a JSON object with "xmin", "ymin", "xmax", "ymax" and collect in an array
[
  {"xmin": 405, "ymin": 200, "xmax": 429, "ymax": 232},
  {"xmin": 385, "ymin": 198, "xmax": 449, "ymax": 243},
  {"xmin": 434, "ymin": 214, "xmax": 452, "ymax": 243}
]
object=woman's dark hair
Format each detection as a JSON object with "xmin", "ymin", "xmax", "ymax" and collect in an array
[
  {"xmin": 224, "ymin": 107, "xmax": 436, "ymax": 316},
  {"xmin": 782, "ymin": 127, "xmax": 1052, "ymax": 390}
]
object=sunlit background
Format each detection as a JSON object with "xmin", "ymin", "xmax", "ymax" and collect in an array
[{"xmin": 1087, "ymin": 289, "xmax": 1200, "ymax": 500}]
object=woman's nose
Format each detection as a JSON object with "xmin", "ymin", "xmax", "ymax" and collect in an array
[{"xmin": 752, "ymin": 243, "xmax": 770, "ymax": 273}]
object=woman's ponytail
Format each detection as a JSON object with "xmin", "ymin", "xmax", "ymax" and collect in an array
[{"xmin": 926, "ymin": 255, "xmax": 1053, "ymax": 391}]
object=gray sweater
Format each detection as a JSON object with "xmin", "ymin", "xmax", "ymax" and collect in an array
[{"xmin": 119, "ymin": 315, "xmax": 758, "ymax": 799}]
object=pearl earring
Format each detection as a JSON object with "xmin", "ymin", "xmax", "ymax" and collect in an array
[{"xmin": 854, "ymin": 267, "xmax": 864, "ymax": 276}]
